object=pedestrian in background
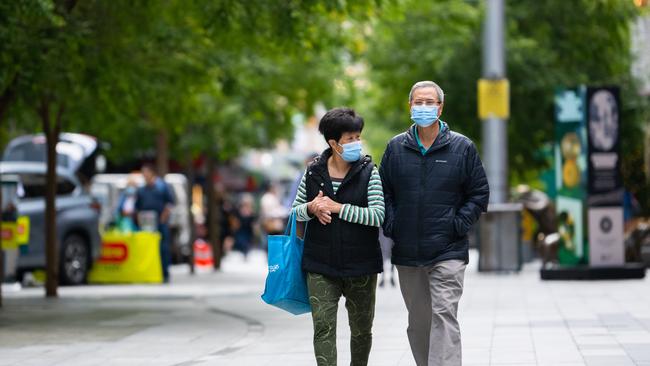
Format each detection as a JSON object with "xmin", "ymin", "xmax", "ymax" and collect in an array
[
  {"xmin": 260, "ymin": 182, "xmax": 287, "ymax": 236},
  {"xmin": 284, "ymin": 152, "xmax": 320, "ymax": 209},
  {"xmin": 380, "ymin": 81, "xmax": 489, "ymax": 366},
  {"xmin": 115, "ymin": 175, "xmax": 138, "ymax": 232},
  {"xmin": 292, "ymin": 107, "xmax": 385, "ymax": 366},
  {"xmin": 232, "ymin": 193, "xmax": 257, "ymax": 258},
  {"xmin": 135, "ymin": 164, "xmax": 175, "ymax": 283}
]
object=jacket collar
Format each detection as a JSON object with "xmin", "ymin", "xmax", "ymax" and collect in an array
[{"xmin": 403, "ymin": 121, "xmax": 450, "ymax": 154}]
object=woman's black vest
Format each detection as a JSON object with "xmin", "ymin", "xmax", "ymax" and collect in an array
[{"xmin": 302, "ymin": 149, "xmax": 382, "ymax": 277}]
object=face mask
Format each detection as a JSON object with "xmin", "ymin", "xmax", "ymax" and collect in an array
[
  {"xmin": 410, "ymin": 105, "xmax": 439, "ymax": 127},
  {"xmin": 125, "ymin": 187, "xmax": 136, "ymax": 195},
  {"xmin": 336, "ymin": 141, "xmax": 363, "ymax": 162}
]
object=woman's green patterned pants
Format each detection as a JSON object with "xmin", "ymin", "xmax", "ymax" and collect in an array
[{"xmin": 306, "ymin": 272, "xmax": 378, "ymax": 366}]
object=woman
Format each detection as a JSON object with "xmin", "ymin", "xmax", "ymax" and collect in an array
[{"xmin": 292, "ymin": 107, "xmax": 385, "ymax": 366}]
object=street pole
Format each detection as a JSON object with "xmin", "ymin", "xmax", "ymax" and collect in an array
[
  {"xmin": 477, "ymin": 0, "xmax": 524, "ymax": 272},
  {"xmin": 482, "ymin": 0, "xmax": 507, "ymax": 204}
]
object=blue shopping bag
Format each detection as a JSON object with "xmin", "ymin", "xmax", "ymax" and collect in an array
[{"xmin": 261, "ymin": 212, "xmax": 311, "ymax": 315}]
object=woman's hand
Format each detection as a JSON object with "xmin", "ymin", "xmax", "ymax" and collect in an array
[
  {"xmin": 308, "ymin": 191, "xmax": 333, "ymax": 225},
  {"xmin": 317, "ymin": 196, "xmax": 342, "ymax": 214}
]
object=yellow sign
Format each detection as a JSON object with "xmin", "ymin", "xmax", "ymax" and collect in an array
[
  {"xmin": 478, "ymin": 79, "xmax": 510, "ymax": 119},
  {"xmin": 1, "ymin": 221, "xmax": 17, "ymax": 249},
  {"xmin": 1, "ymin": 216, "xmax": 30, "ymax": 250},
  {"xmin": 88, "ymin": 231, "xmax": 163, "ymax": 284},
  {"xmin": 16, "ymin": 216, "xmax": 30, "ymax": 244}
]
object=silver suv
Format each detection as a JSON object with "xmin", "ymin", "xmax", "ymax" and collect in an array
[{"xmin": 1, "ymin": 162, "xmax": 101, "ymax": 285}]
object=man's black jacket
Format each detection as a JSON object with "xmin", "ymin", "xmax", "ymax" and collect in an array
[{"xmin": 379, "ymin": 123, "xmax": 489, "ymax": 266}]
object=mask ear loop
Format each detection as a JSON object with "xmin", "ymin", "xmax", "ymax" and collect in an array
[{"xmin": 334, "ymin": 143, "xmax": 344, "ymax": 157}]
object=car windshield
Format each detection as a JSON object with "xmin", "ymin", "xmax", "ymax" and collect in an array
[{"xmin": 3, "ymin": 141, "xmax": 70, "ymax": 167}]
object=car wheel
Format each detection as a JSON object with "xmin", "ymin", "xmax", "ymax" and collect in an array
[{"xmin": 60, "ymin": 234, "xmax": 89, "ymax": 286}]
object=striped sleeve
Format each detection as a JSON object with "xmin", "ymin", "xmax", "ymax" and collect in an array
[
  {"xmin": 339, "ymin": 166, "xmax": 385, "ymax": 227},
  {"xmin": 291, "ymin": 171, "xmax": 313, "ymax": 222}
]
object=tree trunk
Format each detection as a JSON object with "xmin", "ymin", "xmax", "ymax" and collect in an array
[
  {"xmin": 0, "ymin": 178, "xmax": 4, "ymax": 308},
  {"xmin": 206, "ymin": 156, "xmax": 222, "ymax": 270},
  {"xmin": 0, "ymin": 74, "xmax": 17, "ymax": 124},
  {"xmin": 40, "ymin": 98, "xmax": 63, "ymax": 298},
  {"xmin": 156, "ymin": 129, "xmax": 169, "ymax": 176}
]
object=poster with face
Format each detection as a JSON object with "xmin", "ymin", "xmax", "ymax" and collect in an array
[
  {"xmin": 586, "ymin": 87, "xmax": 622, "ymax": 205},
  {"xmin": 588, "ymin": 89, "xmax": 619, "ymax": 151}
]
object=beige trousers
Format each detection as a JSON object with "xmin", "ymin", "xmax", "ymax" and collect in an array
[{"xmin": 396, "ymin": 260, "xmax": 467, "ymax": 366}]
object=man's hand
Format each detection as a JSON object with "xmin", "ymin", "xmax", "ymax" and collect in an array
[
  {"xmin": 308, "ymin": 190, "xmax": 332, "ymax": 225},
  {"xmin": 160, "ymin": 207, "xmax": 171, "ymax": 224}
]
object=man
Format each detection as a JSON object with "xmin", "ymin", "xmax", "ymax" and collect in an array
[
  {"xmin": 135, "ymin": 164, "xmax": 175, "ymax": 283},
  {"xmin": 380, "ymin": 81, "xmax": 489, "ymax": 366}
]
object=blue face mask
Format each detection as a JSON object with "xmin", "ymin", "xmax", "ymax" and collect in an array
[
  {"xmin": 411, "ymin": 105, "xmax": 439, "ymax": 127},
  {"xmin": 125, "ymin": 187, "xmax": 136, "ymax": 195},
  {"xmin": 336, "ymin": 141, "xmax": 363, "ymax": 162}
]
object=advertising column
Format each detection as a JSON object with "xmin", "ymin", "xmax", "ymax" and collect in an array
[
  {"xmin": 549, "ymin": 86, "xmax": 644, "ymax": 279},
  {"xmin": 586, "ymin": 87, "xmax": 624, "ymax": 266},
  {"xmin": 554, "ymin": 87, "xmax": 588, "ymax": 265}
]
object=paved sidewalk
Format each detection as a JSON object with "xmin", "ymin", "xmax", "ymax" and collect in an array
[{"xmin": 1, "ymin": 250, "xmax": 650, "ymax": 365}]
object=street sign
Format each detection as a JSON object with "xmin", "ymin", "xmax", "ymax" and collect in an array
[
  {"xmin": 478, "ymin": 78, "xmax": 510, "ymax": 119},
  {"xmin": 1, "ymin": 217, "xmax": 30, "ymax": 250}
]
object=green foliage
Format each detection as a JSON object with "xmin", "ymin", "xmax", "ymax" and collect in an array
[
  {"xmin": 0, "ymin": 0, "xmax": 86, "ymax": 117},
  {"xmin": 0, "ymin": 0, "xmax": 381, "ymax": 162}
]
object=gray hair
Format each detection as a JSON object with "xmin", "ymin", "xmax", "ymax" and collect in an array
[{"xmin": 408, "ymin": 81, "xmax": 445, "ymax": 103}]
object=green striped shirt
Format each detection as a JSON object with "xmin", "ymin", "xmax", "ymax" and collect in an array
[{"xmin": 292, "ymin": 166, "xmax": 385, "ymax": 227}]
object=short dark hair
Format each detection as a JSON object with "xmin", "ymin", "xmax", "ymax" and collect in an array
[
  {"xmin": 141, "ymin": 163, "xmax": 156, "ymax": 174},
  {"xmin": 318, "ymin": 107, "xmax": 364, "ymax": 143}
]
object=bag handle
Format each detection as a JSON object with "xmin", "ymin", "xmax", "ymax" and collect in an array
[
  {"xmin": 284, "ymin": 210, "xmax": 298, "ymax": 237},
  {"xmin": 285, "ymin": 210, "xmax": 308, "ymax": 240}
]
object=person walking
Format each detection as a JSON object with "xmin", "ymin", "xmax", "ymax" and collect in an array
[
  {"xmin": 135, "ymin": 164, "xmax": 175, "ymax": 283},
  {"xmin": 292, "ymin": 107, "xmax": 385, "ymax": 366},
  {"xmin": 380, "ymin": 81, "xmax": 490, "ymax": 366},
  {"xmin": 115, "ymin": 175, "xmax": 138, "ymax": 232},
  {"xmin": 231, "ymin": 193, "xmax": 257, "ymax": 258},
  {"xmin": 261, "ymin": 182, "xmax": 287, "ymax": 235}
]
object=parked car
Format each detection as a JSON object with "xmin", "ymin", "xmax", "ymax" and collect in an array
[
  {"xmin": 90, "ymin": 173, "xmax": 192, "ymax": 264},
  {"xmin": 2, "ymin": 132, "xmax": 106, "ymax": 185},
  {"xmin": 0, "ymin": 162, "xmax": 102, "ymax": 285}
]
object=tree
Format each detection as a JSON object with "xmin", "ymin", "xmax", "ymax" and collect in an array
[{"xmin": 1, "ymin": 0, "xmax": 90, "ymax": 297}]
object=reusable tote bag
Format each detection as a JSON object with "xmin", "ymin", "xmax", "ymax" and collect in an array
[{"xmin": 261, "ymin": 211, "xmax": 311, "ymax": 315}]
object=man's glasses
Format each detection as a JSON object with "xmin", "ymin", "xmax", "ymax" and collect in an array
[{"xmin": 412, "ymin": 100, "xmax": 441, "ymax": 107}]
